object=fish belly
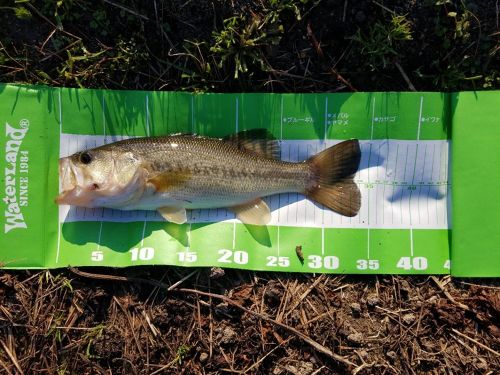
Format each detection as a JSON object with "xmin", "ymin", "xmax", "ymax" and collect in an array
[{"xmin": 129, "ymin": 163, "xmax": 308, "ymax": 210}]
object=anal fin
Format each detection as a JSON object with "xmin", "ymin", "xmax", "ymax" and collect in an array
[
  {"xmin": 158, "ymin": 206, "xmax": 187, "ymax": 224},
  {"xmin": 230, "ymin": 199, "xmax": 271, "ymax": 225}
]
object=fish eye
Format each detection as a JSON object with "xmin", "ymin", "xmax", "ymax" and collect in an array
[{"xmin": 79, "ymin": 152, "xmax": 92, "ymax": 165}]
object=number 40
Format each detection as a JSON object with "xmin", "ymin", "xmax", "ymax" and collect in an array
[{"xmin": 396, "ymin": 256, "xmax": 427, "ymax": 270}]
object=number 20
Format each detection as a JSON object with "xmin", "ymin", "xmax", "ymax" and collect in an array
[{"xmin": 217, "ymin": 249, "xmax": 248, "ymax": 264}]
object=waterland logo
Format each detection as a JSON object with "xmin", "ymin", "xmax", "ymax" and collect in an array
[{"xmin": 4, "ymin": 119, "xmax": 29, "ymax": 233}]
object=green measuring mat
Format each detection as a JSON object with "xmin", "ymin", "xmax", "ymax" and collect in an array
[
  {"xmin": 0, "ymin": 84, "xmax": 498, "ymax": 276},
  {"xmin": 451, "ymin": 91, "xmax": 500, "ymax": 277}
]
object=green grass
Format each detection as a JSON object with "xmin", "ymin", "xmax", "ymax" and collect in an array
[
  {"xmin": 0, "ymin": 0, "xmax": 497, "ymax": 91},
  {"xmin": 351, "ymin": 13, "xmax": 414, "ymax": 70}
]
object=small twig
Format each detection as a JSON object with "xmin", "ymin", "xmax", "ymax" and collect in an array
[
  {"xmin": 243, "ymin": 340, "xmax": 289, "ymax": 374},
  {"xmin": 176, "ymin": 288, "xmax": 356, "ymax": 368},
  {"xmin": 353, "ymin": 362, "xmax": 376, "ymax": 375},
  {"xmin": 25, "ymin": 3, "xmax": 81, "ymax": 41},
  {"xmin": 219, "ymin": 346, "xmax": 236, "ymax": 373},
  {"xmin": 311, "ymin": 366, "xmax": 327, "ymax": 375},
  {"xmin": 496, "ymin": 0, "xmax": 499, "ymax": 30},
  {"xmin": 69, "ymin": 267, "xmax": 170, "ymax": 289},
  {"xmin": 103, "ymin": 0, "xmax": 149, "ymax": 21},
  {"xmin": 459, "ymin": 281, "xmax": 500, "ymax": 290},
  {"xmin": 39, "ymin": 39, "xmax": 84, "ymax": 63},
  {"xmin": 372, "ymin": 0, "xmax": 396, "ymax": 15},
  {"xmin": 451, "ymin": 334, "xmax": 480, "ymax": 356},
  {"xmin": 394, "ymin": 61, "xmax": 416, "ymax": 91},
  {"xmin": 342, "ymin": 0, "xmax": 348, "ymax": 23},
  {"xmin": 451, "ymin": 329, "xmax": 500, "ymax": 357},
  {"xmin": 431, "ymin": 276, "xmax": 470, "ymax": 311},
  {"xmin": 40, "ymin": 28, "xmax": 57, "ymax": 52},
  {"xmin": 149, "ymin": 357, "xmax": 178, "ymax": 375},
  {"xmin": 167, "ymin": 270, "xmax": 199, "ymax": 291},
  {"xmin": 306, "ymin": 22, "xmax": 358, "ymax": 92},
  {"xmin": 140, "ymin": 309, "xmax": 159, "ymax": 337}
]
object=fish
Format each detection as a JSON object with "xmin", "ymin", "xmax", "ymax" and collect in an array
[{"xmin": 56, "ymin": 129, "xmax": 361, "ymax": 225}]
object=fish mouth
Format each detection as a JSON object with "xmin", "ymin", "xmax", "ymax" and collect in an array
[
  {"xmin": 55, "ymin": 187, "xmax": 91, "ymax": 206},
  {"xmin": 55, "ymin": 157, "xmax": 94, "ymax": 207}
]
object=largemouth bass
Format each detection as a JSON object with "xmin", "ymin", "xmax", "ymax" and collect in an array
[{"xmin": 56, "ymin": 129, "xmax": 361, "ymax": 224}]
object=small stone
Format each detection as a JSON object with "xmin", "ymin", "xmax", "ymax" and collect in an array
[
  {"xmin": 386, "ymin": 350, "xmax": 397, "ymax": 361},
  {"xmin": 400, "ymin": 280, "xmax": 411, "ymax": 292},
  {"xmin": 218, "ymin": 326, "xmax": 237, "ymax": 344},
  {"xmin": 264, "ymin": 281, "xmax": 283, "ymax": 303},
  {"xmin": 297, "ymin": 362, "xmax": 314, "ymax": 375},
  {"xmin": 209, "ymin": 267, "xmax": 225, "ymax": 279},
  {"xmin": 402, "ymin": 313, "xmax": 416, "ymax": 325},
  {"xmin": 199, "ymin": 352, "xmax": 208, "ymax": 363},
  {"xmin": 350, "ymin": 302, "xmax": 362, "ymax": 316},
  {"xmin": 347, "ymin": 332, "xmax": 363, "ymax": 344},
  {"xmin": 285, "ymin": 362, "xmax": 314, "ymax": 375},
  {"xmin": 428, "ymin": 296, "xmax": 438, "ymax": 303},
  {"xmin": 366, "ymin": 294, "xmax": 380, "ymax": 307}
]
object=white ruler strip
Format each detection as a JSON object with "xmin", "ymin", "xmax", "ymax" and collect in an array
[{"xmin": 58, "ymin": 134, "xmax": 450, "ymax": 229}]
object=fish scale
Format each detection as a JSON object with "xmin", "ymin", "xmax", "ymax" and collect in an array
[{"xmin": 119, "ymin": 135, "xmax": 311, "ymax": 202}]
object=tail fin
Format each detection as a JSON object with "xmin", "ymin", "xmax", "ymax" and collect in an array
[{"xmin": 305, "ymin": 140, "xmax": 361, "ymax": 217}]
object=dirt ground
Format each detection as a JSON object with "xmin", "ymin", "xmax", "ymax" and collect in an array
[
  {"xmin": 1, "ymin": 0, "xmax": 499, "ymax": 374},
  {"xmin": 0, "ymin": 269, "xmax": 499, "ymax": 374}
]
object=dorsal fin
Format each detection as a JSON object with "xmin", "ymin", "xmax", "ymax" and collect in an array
[{"xmin": 223, "ymin": 129, "xmax": 281, "ymax": 160}]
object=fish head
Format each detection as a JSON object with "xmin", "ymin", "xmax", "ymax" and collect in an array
[{"xmin": 56, "ymin": 147, "xmax": 145, "ymax": 207}]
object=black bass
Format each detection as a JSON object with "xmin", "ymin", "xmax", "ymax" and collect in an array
[{"xmin": 56, "ymin": 129, "xmax": 361, "ymax": 224}]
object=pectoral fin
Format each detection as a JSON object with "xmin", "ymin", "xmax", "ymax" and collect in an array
[
  {"xmin": 148, "ymin": 169, "xmax": 191, "ymax": 193},
  {"xmin": 158, "ymin": 206, "xmax": 187, "ymax": 224},
  {"xmin": 230, "ymin": 199, "xmax": 271, "ymax": 225}
]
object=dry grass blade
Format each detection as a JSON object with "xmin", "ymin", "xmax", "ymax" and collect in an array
[
  {"xmin": 451, "ymin": 329, "xmax": 500, "ymax": 357},
  {"xmin": 306, "ymin": 22, "xmax": 358, "ymax": 92},
  {"xmin": 0, "ymin": 359, "xmax": 14, "ymax": 375},
  {"xmin": 0, "ymin": 340, "xmax": 23, "ymax": 375},
  {"xmin": 103, "ymin": 0, "xmax": 150, "ymax": 20},
  {"xmin": 283, "ymin": 275, "xmax": 325, "ymax": 320}
]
